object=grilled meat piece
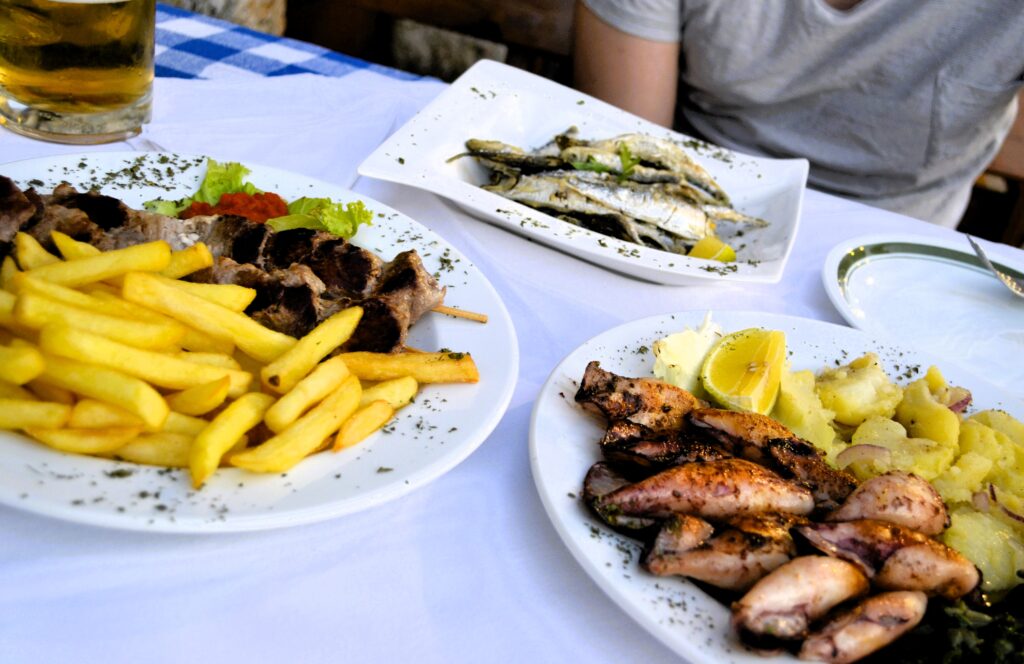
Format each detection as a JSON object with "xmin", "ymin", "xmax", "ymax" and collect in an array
[
  {"xmin": 645, "ymin": 513, "xmax": 798, "ymax": 591},
  {"xmin": 827, "ymin": 471, "xmax": 949, "ymax": 536},
  {"xmin": 690, "ymin": 408, "xmax": 857, "ymax": 511},
  {"xmin": 0, "ymin": 180, "xmax": 445, "ymax": 352},
  {"xmin": 339, "ymin": 250, "xmax": 444, "ymax": 353},
  {"xmin": 45, "ymin": 185, "xmax": 131, "ymax": 230},
  {"xmin": 797, "ymin": 520, "xmax": 979, "ymax": 599},
  {"xmin": 798, "ymin": 591, "xmax": 927, "ymax": 664},
  {"xmin": 732, "ymin": 556, "xmax": 870, "ymax": 645},
  {"xmin": 576, "ymin": 361, "xmax": 700, "ymax": 432},
  {"xmin": 0, "ymin": 176, "xmax": 40, "ymax": 257},
  {"xmin": 594, "ymin": 457, "xmax": 815, "ymax": 521}
]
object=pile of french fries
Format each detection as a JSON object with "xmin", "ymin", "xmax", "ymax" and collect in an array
[{"xmin": 0, "ymin": 231, "xmax": 479, "ymax": 488}]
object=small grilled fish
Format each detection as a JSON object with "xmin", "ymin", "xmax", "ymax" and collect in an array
[
  {"xmin": 560, "ymin": 132, "xmax": 731, "ymax": 206},
  {"xmin": 460, "ymin": 139, "xmax": 565, "ymax": 170},
  {"xmin": 565, "ymin": 172, "xmax": 713, "ymax": 241}
]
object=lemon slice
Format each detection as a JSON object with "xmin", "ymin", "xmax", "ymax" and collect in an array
[
  {"xmin": 688, "ymin": 236, "xmax": 736, "ymax": 262},
  {"xmin": 700, "ymin": 328, "xmax": 786, "ymax": 414}
]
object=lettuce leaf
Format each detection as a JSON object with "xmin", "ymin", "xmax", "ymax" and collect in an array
[
  {"xmin": 144, "ymin": 159, "xmax": 373, "ymax": 240},
  {"xmin": 266, "ymin": 197, "xmax": 373, "ymax": 239},
  {"xmin": 144, "ymin": 158, "xmax": 259, "ymax": 216}
]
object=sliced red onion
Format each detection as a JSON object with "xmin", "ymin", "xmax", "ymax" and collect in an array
[
  {"xmin": 989, "ymin": 483, "xmax": 1024, "ymax": 525},
  {"xmin": 944, "ymin": 386, "xmax": 973, "ymax": 413},
  {"xmin": 937, "ymin": 387, "xmax": 970, "ymax": 411},
  {"xmin": 836, "ymin": 444, "xmax": 892, "ymax": 468}
]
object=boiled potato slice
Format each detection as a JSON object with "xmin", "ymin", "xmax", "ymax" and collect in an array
[
  {"xmin": 815, "ymin": 353, "xmax": 902, "ymax": 427},
  {"xmin": 894, "ymin": 366, "xmax": 960, "ymax": 448}
]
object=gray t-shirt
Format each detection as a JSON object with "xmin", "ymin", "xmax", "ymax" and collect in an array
[{"xmin": 583, "ymin": 0, "xmax": 1024, "ymax": 227}]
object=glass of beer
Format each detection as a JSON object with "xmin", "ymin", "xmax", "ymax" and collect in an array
[{"xmin": 0, "ymin": 0, "xmax": 155, "ymax": 144}]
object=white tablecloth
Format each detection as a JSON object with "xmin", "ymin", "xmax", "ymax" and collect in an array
[{"xmin": 1, "ymin": 71, "xmax": 1022, "ymax": 664}]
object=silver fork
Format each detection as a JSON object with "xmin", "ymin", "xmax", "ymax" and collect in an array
[{"xmin": 966, "ymin": 235, "xmax": 1024, "ymax": 299}]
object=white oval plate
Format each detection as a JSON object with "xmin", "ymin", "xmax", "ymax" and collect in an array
[
  {"xmin": 529, "ymin": 310, "xmax": 1022, "ymax": 664},
  {"xmin": 358, "ymin": 59, "xmax": 809, "ymax": 286},
  {"xmin": 823, "ymin": 234, "xmax": 1024, "ymax": 393},
  {"xmin": 0, "ymin": 151, "xmax": 519, "ymax": 533}
]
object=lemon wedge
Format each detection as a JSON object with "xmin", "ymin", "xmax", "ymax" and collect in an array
[
  {"xmin": 700, "ymin": 328, "xmax": 786, "ymax": 414},
  {"xmin": 688, "ymin": 236, "xmax": 736, "ymax": 262}
]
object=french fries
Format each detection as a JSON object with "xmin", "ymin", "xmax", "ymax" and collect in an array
[
  {"xmin": 14, "ymin": 233, "xmax": 61, "ymax": 269},
  {"xmin": 334, "ymin": 400, "xmax": 393, "ymax": 451},
  {"xmin": 25, "ymin": 241, "xmax": 171, "ymax": 286},
  {"xmin": 0, "ymin": 381, "xmax": 36, "ymax": 401},
  {"xmin": 122, "ymin": 272, "xmax": 295, "ymax": 363},
  {"xmin": 26, "ymin": 426, "xmax": 142, "ymax": 454},
  {"xmin": 0, "ymin": 229, "xmax": 482, "ymax": 491},
  {"xmin": 173, "ymin": 351, "xmax": 241, "ymax": 370},
  {"xmin": 359, "ymin": 376, "xmax": 418, "ymax": 409},
  {"xmin": 69, "ymin": 399, "xmax": 144, "ymax": 428},
  {"xmin": 112, "ymin": 432, "xmax": 194, "ymax": 468},
  {"xmin": 338, "ymin": 351, "xmax": 479, "ymax": 383},
  {"xmin": 163, "ymin": 411, "xmax": 209, "ymax": 436},
  {"xmin": 264, "ymin": 355, "xmax": 349, "ymax": 433},
  {"xmin": 1, "ymin": 256, "xmax": 19, "ymax": 289},
  {"xmin": 160, "ymin": 242, "xmax": 213, "ymax": 279},
  {"xmin": 39, "ymin": 325, "xmax": 253, "ymax": 397},
  {"xmin": 35, "ymin": 352, "xmax": 169, "ymax": 429},
  {"xmin": 166, "ymin": 376, "xmax": 231, "ymax": 416},
  {"xmin": 0, "ymin": 342, "xmax": 44, "ymax": 384},
  {"xmin": 0, "ymin": 399, "xmax": 70, "ymax": 429},
  {"xmin": 230, "ymin": 376, "xmax": 361, "ymax": 473},
  {"xmin": 190, "ymin": 392, "xmax": 275, "ymax": 488},
  {"xmin": 26, "ymin": 379, "xmax": 75, "ymax": 405},
  {"xmin": 261, "ymin": 307, "xmax": 362, "ymax": 394},
  {"xmin": 14, "ymin": 292, "xmax": 186, "ymax": 350},
  {"xmin": 160, "ymin": 279, "xmax": 256, "ymax": 312},
  {"xmin": 51, "ymin": 231, "xmax": 101, "ymax": 260}
]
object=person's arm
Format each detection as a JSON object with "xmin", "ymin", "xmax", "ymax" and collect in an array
[{"xmin": 572, "ymin": 1, "xmax": 680, "ymax": 127}]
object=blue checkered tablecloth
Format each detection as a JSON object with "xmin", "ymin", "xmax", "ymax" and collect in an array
[{"xmin": 155, "ymin": 3, "xmax": 419, "ymax": 81}]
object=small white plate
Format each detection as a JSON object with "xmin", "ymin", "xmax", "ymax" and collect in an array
[
  {"xmin": 529, "ymin": 310, "xmax": 1021, "ymax": 664},
  {"xmin": 823, "ymin": 234, "xmax": 1024, "ymax": 393},
  {"xmin": 358, "ymin": 59, "xmax": 808, "ymax": 286},
  {"xmin": 0, "ymin": 151, "xmax": 519, "ymax": 533}
]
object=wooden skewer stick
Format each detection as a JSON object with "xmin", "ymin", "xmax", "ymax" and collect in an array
[{"xmin": 432, "ymin": 305, "xmax": 488, "ymax": 324}]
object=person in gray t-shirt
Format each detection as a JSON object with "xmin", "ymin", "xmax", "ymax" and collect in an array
[{"xmin": 575, "ymin": 0, "xmax": 1024, "ymax": 228}]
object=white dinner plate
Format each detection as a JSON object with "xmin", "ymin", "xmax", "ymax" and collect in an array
[
  {"xmin": 529, "ymin": 310, "xmax": 1022, "ymax": 664},
  {"xmin": 0, "ymin": 151, "xmax": 519, "ymax": 533},
  {"xmin": 358, "ymin": 59, "xmax": 808, "ymax": 286},
  {"xmin": 823, "ymin": 234, "xmax": 1024, "ymax": 393}
]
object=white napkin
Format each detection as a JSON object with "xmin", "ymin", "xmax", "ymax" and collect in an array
[{"xmin": 1, "ymin": 72, "xmax": 448, "ymax": 190}]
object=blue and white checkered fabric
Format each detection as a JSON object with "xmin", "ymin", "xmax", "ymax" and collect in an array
[{"xmin": 155, "ymin": 3, "xmax": 419, "ymax": 81}]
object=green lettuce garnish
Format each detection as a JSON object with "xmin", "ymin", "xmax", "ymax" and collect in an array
[
  {"xmin": 266, "ymin": 197, "xmax": 373, "ymax": 239},
  {"xmin": 144, "ymin": 158, "xmax": 259, "ymax": 217},
  {"xmin": 144, "ymin": 158, "xmax": 373, "ymax": 239}
]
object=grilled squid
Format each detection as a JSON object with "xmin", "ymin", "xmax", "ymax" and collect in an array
[
  {"xmin": 827, "ymin": 471, "xmax": 949, "ymax": 536},
  {"xmin": 798, "ymin": 591, "xmax": 927, "ymax": 663},
  {"xmin": 798, "ymin": 520, "xmax": 979, "ymax": 599},
  {"xmin": 731, "ymin": 556, "xmax": 870, "ymax": 644}
]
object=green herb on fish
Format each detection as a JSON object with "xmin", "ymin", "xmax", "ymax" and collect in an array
[
  {"xmin": 617, "ymin": 144, "xmax": 640, "ymax": 182},
  {"xmin": 570, "ymin": 157, "xmax": 612, "ymax": 174}
]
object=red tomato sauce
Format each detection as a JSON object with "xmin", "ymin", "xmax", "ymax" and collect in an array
[{"xmin": 181, "ymin": 191, "xmax": 289, "ymax": 223}]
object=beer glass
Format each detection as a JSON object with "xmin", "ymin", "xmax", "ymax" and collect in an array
[{"xmin": 0, "ymin": 0, "xmax": 155, "ymax": 144}]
